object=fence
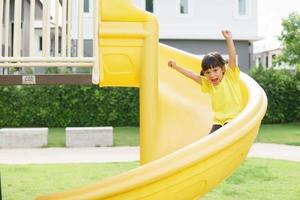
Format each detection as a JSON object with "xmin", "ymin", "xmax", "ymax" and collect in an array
[{"xmin": 0, "ymin": 0, "xmax": 99, "ymax": 85}]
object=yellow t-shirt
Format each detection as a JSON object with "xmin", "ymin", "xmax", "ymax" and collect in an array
[{"xmin": 200, "ymin": 66, "xmax": 243, "ymax": 125}]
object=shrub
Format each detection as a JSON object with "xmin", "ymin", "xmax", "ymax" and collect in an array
[
  {"xmin": 249, "ymin": 67, "xmax": 300, "ymax": 123},
  {"xmin": 0, "ymin": 86, "xmax": 139, "ymax": 127}
]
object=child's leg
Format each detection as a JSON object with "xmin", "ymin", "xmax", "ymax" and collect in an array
[{"xmin": 209, "ymin": 124, "xmax": 222, "ymax": 134}]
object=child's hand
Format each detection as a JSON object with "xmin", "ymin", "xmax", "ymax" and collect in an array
[
  {"xmin": 222, "ymin": 30, "xmax": 232, "ymax": 39},
  {"xmin": 168, "ymin": 60, "xmax": 177, "ymax": 69}
]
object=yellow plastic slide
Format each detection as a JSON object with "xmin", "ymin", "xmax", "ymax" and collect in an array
[{"xmin": 37, "ymin": 0, "xmax": 267, "ymax": 199}]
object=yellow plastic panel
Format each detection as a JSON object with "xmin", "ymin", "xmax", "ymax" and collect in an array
[
  {"xmin": 37, "ymin": 44, "xmax": 267, "ymax": 200},
  {"xmin": 100, "ymin": 45, "xmax": 142, "ymax": 87},
  {"xmin": 37, "ymin": 0, "xmax": 267, "ymax": 199},
  {"xmin": 99, "ymin": 22, "xmax": 145, "ymax": 87}
]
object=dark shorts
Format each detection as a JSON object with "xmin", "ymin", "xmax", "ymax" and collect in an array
[{"xmin": 209, "ymin": 123, "xmax": 227, "ymax": 134}]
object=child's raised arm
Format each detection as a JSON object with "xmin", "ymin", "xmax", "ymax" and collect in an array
[
  {"xmin": 168, "ymin": 60, "xmax": 202, "ymax": 84},
  {"xmin": 222, "ymin": 30, "xmax": 237, "ymax": 70}
]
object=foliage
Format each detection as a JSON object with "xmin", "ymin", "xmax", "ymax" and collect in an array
[
  {"xmin": 249, "ymin": 67, "xmax": 300, "ymax": 123},
  {"xmin": 0, "ymin": 86, "xmax": 139, "ymax": 127},
  {"xmin": 275, "ymin": 12, "xmax": 300, "ymax": 66}
]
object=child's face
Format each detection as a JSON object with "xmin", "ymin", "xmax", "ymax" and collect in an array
[{"xmin": 203, "ymin": 66, "xmax": 225, "ymax": 86}]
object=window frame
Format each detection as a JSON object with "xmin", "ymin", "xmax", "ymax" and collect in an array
[
  {"xmin": 235, "ymin": 0, "xmax": 251, "ymax": 19},
  {"xmin": 176, "ymin": 0, "xmax": 193, "ymax": 18},
  {"xmin": 84, "ymin": 0, "xmax": 90, "ymax": 13},
  {"xmin": 145, "ymin": 0, "xmax": 154, "ymax": 13},
  {"xmin": 39, "ymin": 36, "xmax": 43, "ymax": 51}
]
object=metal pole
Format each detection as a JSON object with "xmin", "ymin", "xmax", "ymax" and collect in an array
[{"xmin": 0, "ymin": 172, "xmax": 2, "ymax": 200}]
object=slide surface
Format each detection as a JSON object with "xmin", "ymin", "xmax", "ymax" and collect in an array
[
  {"xmin": 37, "ymin": 1, "xmax": 267, "ymax": 199},
  {"xmin": 37, "ymin": 44, "xmax": 267, "ymax": 200}
]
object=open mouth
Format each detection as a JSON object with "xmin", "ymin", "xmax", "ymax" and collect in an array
[{"xmin": 211, "ymin": 78, "xmax": 219, "ymax": 84}]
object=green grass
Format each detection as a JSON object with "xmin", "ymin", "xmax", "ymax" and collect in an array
[
  {"xmin": 47, "ymin": 127, "xmax": 140, "ymax": 147},
  {"xmin": 113, "ymin": 127, "xmax": 139, "ymax": 146},
  {"xmin": 202, "ymin": 158, "xmax": 300, "ymax": 200},
  {"xmin": 0, "ymin": 162, "xmax": 139, "ymax": 200},
  {"xmin": 256, "ymin": 122, "xmax": 300, "ymax": 146},
  {"xmin": 47, "ymin": 128, "xmax": 65, "ymax": 147},
  {"xmin": 46, "ymin": 123, "xmax": 300, "ymax": 147},
  {"xmin": 1, "ymin": 158, "xmax": 300, "ymax": 200}
]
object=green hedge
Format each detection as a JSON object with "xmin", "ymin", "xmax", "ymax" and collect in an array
[
  {"xmin": 249, "ymin": 67, "xmax": 300, "ymax": 123},
  {"xmin": 1, "ymin": 67, "xmax": 299, "ymax": 127},
  {"xmin": 0, "ymin": 86, "xmax": 139, "ymax": 127}
]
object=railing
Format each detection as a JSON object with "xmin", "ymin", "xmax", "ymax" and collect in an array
[{"xmin": 0, "ymin": 0, "xmax": 99, "ymax": 84}]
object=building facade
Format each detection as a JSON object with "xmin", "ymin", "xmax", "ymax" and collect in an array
[
  {"xmin": 133, "ymin": 0, "xmax": 261, "ymax": 71},
  {"xmin": 2, "ymin": 0, "xmax": 261, "ymax": 75}
]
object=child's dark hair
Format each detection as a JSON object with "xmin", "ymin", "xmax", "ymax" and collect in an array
[{"xmin": 200, "ymin": 52, "xmax": 225, "ymax": 75}]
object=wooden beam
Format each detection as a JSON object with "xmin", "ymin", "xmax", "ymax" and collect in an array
[{"xmin": 0, "ymin": 75, "xmax": 93, "ymax": 85}]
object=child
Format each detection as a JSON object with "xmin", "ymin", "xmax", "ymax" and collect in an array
[{"xmin": 168, "ymin": 30, "xmax": 243, "ymax": 134}]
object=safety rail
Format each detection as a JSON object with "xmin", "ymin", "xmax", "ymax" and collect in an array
[{"xmin": 0, "ymin": 0, "xmax": 99, "ymax": 84}]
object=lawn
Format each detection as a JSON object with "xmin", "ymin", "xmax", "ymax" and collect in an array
[
  {"xmin": 47, "ymin": 127, "xmax": 139, "ymax": 147},
  {"xmin": 113, "ymin": 127, "xmax": 139, "ymax": 146},
  {"xmin": 47, "ymin": 123, "xmax": 300, "ymax": 147},
  {"xmin": 256, "ymin": 122, "xmax": 300, "ymax": 146},
  {"xmin": 0, "ymin": 162, "xmax": 139, "ymax": 200},
  {"xmin": 47, "ymin": 128, "xmax": 65, "ymax": 147},
  {"xmin": 202, "ymin": 158, "xmax": 300, "ymax": 200},
  {"xmin": 0, "ymin": 158, "xmax": 300, "ymax": 200}
]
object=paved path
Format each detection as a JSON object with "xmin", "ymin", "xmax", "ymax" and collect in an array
[
  {"xmin": 248, "ymin": 143, "xmax": 300, "ymax": 162},
  {"xmin": 0, "ymin": 147, "xmax": 140, "ymax": 164},
  {"xmin": 0, "ymin": 143, "xmax": 299, "ymax": 164}
]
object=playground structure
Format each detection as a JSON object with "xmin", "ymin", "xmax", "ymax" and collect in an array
[{"xmin": 0, "ymin": 0, "xmax": 267, "ymax": 199}]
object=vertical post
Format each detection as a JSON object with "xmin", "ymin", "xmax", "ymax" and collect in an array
[
  {"xmin": 29, "ymin": 0, "xmax": 35, "ymax": 56},
  {"xmin": 92, "ymin": 0, "xmax": 100, "ymax": 84},
  {"xmin": 3, "ymin": 0, "xmax": 9, "ymax": 74},
  {"xmin": 54, "ymin": 0, "xmax": 60, "ymax": 57},
  {"xmin": 0, "ymin": 172, "xmax": 2, "ymax": 200},
  {"xmin": 61, "ymin": 0, "xmax": 67, "ymax": 57},
  {"xmin": 140, "ymin": 19, "xmax": 159, "ymax": 164},
  {"xmin": 67, "ymin": 0, "xmax": 72, "ymax": 57},
  {"xmin": 78, "ymin": 0, "xmax": 84, "ymax": 57},
  {"xmin": 42, "ymin": 0, "xmax": 50, "ymax": 57},
  {"xmin": 0, "ymin": 0, "xmax": 4, "ymax": 57},
  {"xmin": 4, "ymin": 0, "xmax": 10, "ymax": 57},
  {"xmin": 13, "ymin": 0, "xmax": 22, "ymax": 57}
]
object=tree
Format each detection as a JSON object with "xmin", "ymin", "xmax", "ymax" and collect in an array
[{"xmin": 275, "ymin": 12, "xmax": 300, "ymax": 66}]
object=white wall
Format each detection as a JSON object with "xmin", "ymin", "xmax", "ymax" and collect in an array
[
  {"xmin": 132, "ymin": 0, "xmax": 145, "ymax": 9},
  {"xmin": 133, "ymin": 0, "xmax": 259, "ymax": 40}
]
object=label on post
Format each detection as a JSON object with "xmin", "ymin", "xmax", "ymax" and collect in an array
[{"xmin": 22, "ymin": 75, "xmax": 36, "ymax": 84}]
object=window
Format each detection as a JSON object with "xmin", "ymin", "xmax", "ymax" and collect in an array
[
  {"xmin": 272, "ymin": 54, "xmax": 276, "ymax": 66},
  {"xmin": 265, "ymin": 56, "xmax": 269, "ymax": 68},
  {"xmin": 180, "ymin": 0, "xmax": 189, "ymax": 14},
  {"xmin": 58, "ymin": 36, "xmax": 62, "ymax": 54},
  {"xmin": 39, "ymin": 37, "xmax": 42, "ymax": 51},
  {"xmin": 258, "ymin": 57, "xmax": 262, "ymax": 66},
  {"xmin": 84, "ymin": 0, "xmax": 89, "ymax": 13},
  {"xmin": 238, "ymin": 0, "xmax": 246, "ymax": 16},
  {"xmin": 146, "ymin": 0, "xmax": 153, "ymax": 13}
]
